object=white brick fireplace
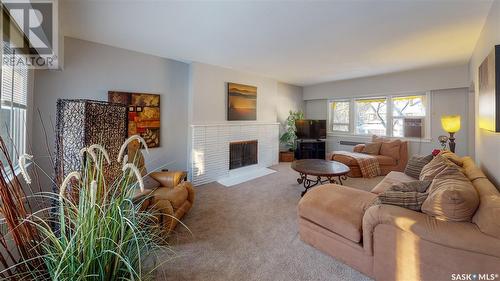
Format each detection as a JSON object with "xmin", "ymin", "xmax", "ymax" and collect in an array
[{"xmin": 189, "ymin": 123, "xmax": 279, "ymax": 186}]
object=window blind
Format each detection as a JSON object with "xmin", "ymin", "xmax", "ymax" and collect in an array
[{"xmin": 1, "ymin": 45, "xmax": 28, "ymax": 108}]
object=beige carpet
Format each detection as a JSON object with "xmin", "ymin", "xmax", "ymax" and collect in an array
[{"xmin": 160, "ymin": 163, "xmax": 382, "ymax": 281}]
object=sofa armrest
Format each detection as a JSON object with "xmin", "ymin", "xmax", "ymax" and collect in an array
[
  {"xmin": 353, "ymin": 144, "xmax": 365, "ymax": 153},
  {"xmin": 150, "ymin": 171, "xmax": 187, "ymax": 188},
  {"xmin": 362, "ymin": 204, "xmax": 500, "ymax": 257}
]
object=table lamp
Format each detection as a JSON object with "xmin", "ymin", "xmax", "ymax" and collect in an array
[{"xmin": 441, "ymin": 115, "xmax": 461, "ymax": 153}]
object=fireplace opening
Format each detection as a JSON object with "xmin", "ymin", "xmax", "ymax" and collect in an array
[{"xmin": 229, "ymin": 140, "xmax": 258, "ymax": 170}]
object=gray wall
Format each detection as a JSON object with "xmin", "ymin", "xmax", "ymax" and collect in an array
[
  {"xmin": 303, "ymin": 63, "xmax": 473, "ymax": 157},
  {"xmin": 33, "ymin": 37, "xmax": 190, "ymax": 186},
  {"xmin": 469, "ymin": 0, "xmax": 500, "ymax": 186},
  {"xmin": 189, "ymin": 62, "xmax": 304, "ymax": 124},
  {"xmin": 188, "ymin": 62, "xmax": 304, "ymax": 152},
  {"xmin": 304, "ymin": 88, "xmax": 469, "ymax": 157},
  {"xmin": 303, "ymin": 64, "xmax": 469, "ymax": 100}
]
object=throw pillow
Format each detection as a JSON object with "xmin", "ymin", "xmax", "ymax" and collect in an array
[
  {"xmin": 432, "ymin": 164, "xmax": 467, "ymax": 181},
  {"xmin": 390, "ymin": 180, "xmax": 432, "ymax": 193},
  {"xmin": 375, "ymin": 189, "xmax": 429, "ymax": 212},
  {"xmin": 421, "ymin": 176, "xmax": 479, "ymax": 222},
  {"xmin": 381, "ymin": 140, "xmax": 401, "ymax": 160},
  {"xmin": 372, "ymin": 135, "xmax": 387, "ymax": 142},
  {"xmin": 361, "ymin": 142, "xmax": 382, "ymax": 155},
  {"xmin": 419, "ymin": 155, "xmax": 456, "ymax": 181},
  {"xmin": 405, "ymin": 154, "xmax": 433, "ymax": 179}
]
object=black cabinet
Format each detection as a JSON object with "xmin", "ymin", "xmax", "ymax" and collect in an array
[{"xmin": 294, "ymin": 139, "xmax": 326, "ymax": 160}]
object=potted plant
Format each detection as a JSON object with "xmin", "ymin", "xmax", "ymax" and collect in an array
[
  {"xmin": 280, "ymin": 110, "xmax": 304, "ymax": 152},
  {"xmin": 0, "ymin": 136, "xmax": 172, "ymax": 280}
]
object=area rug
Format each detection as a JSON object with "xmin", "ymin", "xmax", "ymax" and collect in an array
[{"xmin": 159, "ymin": 163, "xmax": 382, "ymax": 281}]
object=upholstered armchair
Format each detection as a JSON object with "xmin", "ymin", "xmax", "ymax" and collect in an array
[
  {"xmin": 128, "ymin": 144, "xmax": 195, "ymax": 233},
  {"xmin": 149, "ymin": 171, "xmax": 195, "ymax": 233}
]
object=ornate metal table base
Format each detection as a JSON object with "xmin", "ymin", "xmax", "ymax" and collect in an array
[{"xmin": 297, "ymin": 173, "xmax": 348, "ymax": 196}]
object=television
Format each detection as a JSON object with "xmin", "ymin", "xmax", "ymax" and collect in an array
[{"xmin": 295, "ymin": 119, "xmax": 327, "ymax": 140}]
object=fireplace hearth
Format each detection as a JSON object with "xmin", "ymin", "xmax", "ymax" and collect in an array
[{"xmin": 229, "ymin": 140, "xmax": 258, "ymax": 170}]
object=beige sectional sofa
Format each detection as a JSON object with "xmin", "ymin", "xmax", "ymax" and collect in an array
[{"xmin": 298, "ymin": 156, "xmax": 500, "ymax": 280}]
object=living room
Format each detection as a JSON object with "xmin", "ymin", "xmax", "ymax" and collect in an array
[{"xmin": 0, "ymin": 0, "xmax": 499, "ymax": 280}]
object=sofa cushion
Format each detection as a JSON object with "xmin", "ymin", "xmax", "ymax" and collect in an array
[
  {"xmin": 454, "ymin": 157, "xmax": 500, "ymax": 238},
  {"xmin": 333, "ymin": 153, "xmax": 395, "ymax": 166},
  {"xmin": 422, "ymin": 169, "xmax": 479, "ymax": 222},
  {"xmin": 361, "ymin": 142, "xmax": 382, "ymax": 155},
  {"xmin": 375, "ymin": 155, "xmax": 397, "ymax": 166},
  {"xmin": 472, "ymin": 178, "xmax": 500, "ymax": 238},
  {"xmin": 462, "ymin": 157, "xmax": 488, "ymax": 181},
  {"xmin": 404, "ymin": 154, "xmax": 433, "ymax": 179},
  {"xmin": 150, "ymin": 171, "xmax": 187, "ymax": 188},
  {"xmin": 371, "ymin": 171, "xmax": 416, "ymax": 194},
  {"xmin": 298, "ymin": 184, "xmax": 377, "ymax": 243},
  {"xmin": 419, "ymin": 155, "xmax": 456, "ymax": 181},
  {"xmin": 373, "ymin": 137, "xmax": 402, "ymax": 160},
  {"xmin": 332, "ymin": 153, "xmax": 357, "ymax": 166},
  {"xmin": 153, "ymin": 186, "xmax": 188, "ymax": 209}
]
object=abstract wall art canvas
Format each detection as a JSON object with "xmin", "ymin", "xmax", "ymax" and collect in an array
[
  {"xmin": 227, "ymin": 82, "xmax": 257, "ymax": 121},
  {"xmin": 108, "ymin": 91, "xmax": 161, "ymax": 147},
  {"xmin": 478, "ymin": 45, "xmax": 500, "ymax": 132}
]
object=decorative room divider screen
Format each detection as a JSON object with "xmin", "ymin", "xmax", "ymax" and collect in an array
[{"xmin": 54, "ymin": 99, "xmax": 128, "ymax": 191}]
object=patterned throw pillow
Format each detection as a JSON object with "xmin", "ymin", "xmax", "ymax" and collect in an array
[
  {"xmin": 390, "ymin": 180, "xmax": 432, "ymax": 193},
  {"xmin": 373, "ymin": 181, "xmax": 431, "ymax": 211},
  {"xmin": 405, "ymin": 154, "xmax": 433, "ymax": 179},
  {"xmin": 372, "ymin": 136, "xmax": 401, "ymax": 160},
  {"xmin": 361, "ymin": 142, "xmax": 382, "ymax": 155},
  {"xmin": 419, "ymin": 155, "xmax": 457, "ymax": 181},
  {"xmin": 421, "ymin": 166, "xmax": 479, "ymax": 222}
]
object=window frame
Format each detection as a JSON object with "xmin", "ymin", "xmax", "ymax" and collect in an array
[
  {"xmin": 353, "ymin": 96, "xmax": 388, "ymax": 136},
  {"xmin": 1, "ymin": 36, "xmax": 30, "ymax": 174},
  {"xmin": 328, "ymin": 99, "xmax": 351, "ymax": 133},
  {"xmin": 327, "ymin": 92, "xmax": 431, "ymax": 141},
  {"xmin": 1, "ymin": 52, "xmax": 29, "ymax": 172},
  {"xmin": 389, "ymin": 93, "xmax": 431, "ymax": 139}
]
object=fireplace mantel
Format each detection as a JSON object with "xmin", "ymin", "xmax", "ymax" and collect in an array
[{"xmin": 189, "ymin": 123, "xmax": 279, "ymax": 186}]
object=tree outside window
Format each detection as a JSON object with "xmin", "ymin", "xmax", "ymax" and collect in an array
[
  {"xmin": 392, "ymin": 95, "xmax": 426, "ymax": 137},
  {"xmin": 330, "ymin": 101, "xmax": 349, "ymax": 132},
  {"xmin": 354, "ymin": 98, "xmax": 387, "ymax": 135}
]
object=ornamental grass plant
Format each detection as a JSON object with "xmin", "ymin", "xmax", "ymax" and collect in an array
[{"xmin": 0, "ymin": 135, "xmax": 173, "ymax": 280}]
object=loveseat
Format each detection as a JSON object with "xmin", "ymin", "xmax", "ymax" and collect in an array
[
  {"xmin": 298, "ymin": 155, "xmax": 500, "ymax": 280},
  {"xmin": 330, "ymin": 136, "xmax": 408, "ymax": 177}
]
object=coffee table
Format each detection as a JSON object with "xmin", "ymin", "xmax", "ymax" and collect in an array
[{"xmin": 291, "ymin": 159, "xmax": 350, "ymax": 196}]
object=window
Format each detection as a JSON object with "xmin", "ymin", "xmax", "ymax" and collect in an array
[
  {"xmin": 1, "ymin": 47, "xmax": 28, "ymax": 167},
  {"xmin": 329, "ymin": 100, "xmax": 350, "ymax": 132},
  {"xmin": 392, "ymin": 95, "xmax": 427, "ymax": 138},
  {"xmin": 328, "ymin": 93, "xmax": 430, "ymax": 139},
  {"xmin": 354, "ymin": 98, "xmax": 387, "ymax": 136}
]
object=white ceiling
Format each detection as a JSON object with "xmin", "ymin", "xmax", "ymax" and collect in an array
[{"xmin": 61, "ymin": 0, "xmax": 493, "ymax": 86}]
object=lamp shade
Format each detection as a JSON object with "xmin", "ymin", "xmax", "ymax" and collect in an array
[{"xmin": 441, "ymin": 115, "xmax": 461, "ymax": 133}]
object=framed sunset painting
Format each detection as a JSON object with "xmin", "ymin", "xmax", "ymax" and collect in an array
[{"xmin": 227, "ymin": 82, "xmax": 257, "ymax": 121}]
